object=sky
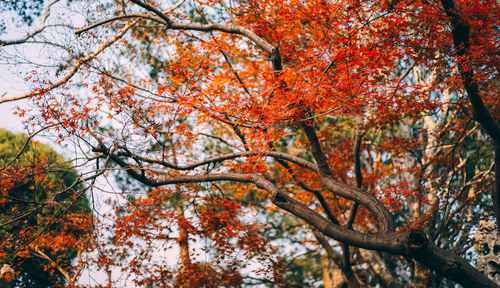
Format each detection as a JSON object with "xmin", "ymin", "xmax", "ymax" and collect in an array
[
  {"xmin": 0, "ymin": 65, "xmax": 29, "ymax": 133},
  {"xmin": 0, "ymin": 6, "xmax": 44, "ymax": 135}
]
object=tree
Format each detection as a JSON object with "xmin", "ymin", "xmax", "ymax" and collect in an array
[
  {"xmin": 0, "ymin": 0, "xmax": 498, "ymax": 287},
  {"xmin": 0, "ymin": 129, "xmax": 92, "ymax": 287},
  {"xmin": 0, "ymin": 0, "xmax": 44, "ymax": 33}
]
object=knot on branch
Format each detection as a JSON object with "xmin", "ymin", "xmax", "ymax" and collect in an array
[
  {"xmin": 92, "ymin": 145, "xmax": 106, "ymax": 153},
  {"xmin": 270, "ymin": 48, "xmax": 282, "ymax": 72},
  {"xmin": 408, "ymin": 230, "xmax": 428, "ymax": 251},
  {"xmin": 272, "ymin": 192, "xmax": 288, "ymax": 204}
]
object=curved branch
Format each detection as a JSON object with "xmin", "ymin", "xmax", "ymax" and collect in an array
[
  {"xmin": 0, "ymin": 0, "xmax": 60, "ymax": 46},
  {"xmin": 103, "ymin": 143, "xmax": 405, "ymax": 252},
  {"xmin": 76, "ymin": 0, "xmax": 186, "ymax": 35},
  {"xmin": 300, "ymin": 122, "xmax": 394, "ymax": 232},
  {"xmin": 272, "ymin": 186, "xmax": 498, "ymax": 287},
  {"xmin": 0, "ymin": 20, "xmax": 138, "ymax": 104},
  {"xmin": 172, "ymin": 22, "xmax": 276, "ymax": 53},
  {"xmin": 129, "ymin": 0, "xmax": 173, "ymax": 26},
  {"xmin": 78, "ymin": 2, "xmax": 274, "ymax": 54},
  {"xmin": 105, "ymin": 151, "xmax": 408, "ymax": 252},
  {"xmin": 75, "ymin": 14, "xmax": 161, "ymax": 35}
]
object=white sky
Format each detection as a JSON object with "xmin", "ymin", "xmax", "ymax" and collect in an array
[{"xmin": 0, "ymin": 62, "xmax": 29, "ymax": 133}]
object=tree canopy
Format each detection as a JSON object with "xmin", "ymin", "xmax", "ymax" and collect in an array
[{"xmin": 0, "ymin": 0, "xmax": 498, "ymax": 287}]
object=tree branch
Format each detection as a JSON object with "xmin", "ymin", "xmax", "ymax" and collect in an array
[
  {"xmin": 77, "ymin": 0, "xmax": 185, "ymax": 35},
  {"xmin": 439, "ymin": 0, "xmax": 500, "ymax": 145},
  {"xmin": 300, "ymin": 121, "xmax": 394, "ymax": 232},
  {"xmin": 75, "ymin": 14, "xmax": 160, "ymax": 35},
  {"xmin": 78, "ymin": 2, "xmax": 274, "ymax": 54},
  {"xmin": 361, "ymin": 249, "xmax": 405, "ymax": 288},
  {"xmin": 129, "ymin": 0, "xmax": 173, "ymax": 26},
  {"xmin": 0, "ymin": 0, "xmax": 60, "ymax": 46},
  {"xmin": 102, "ymin": 147, "xmax": 318, "ymax": 172},
  {"xmin": 314, "ymin": 230, "xmax": 360, "ymax": 287},
  {"xmin": 31, "ymin": 245, "xmax": 72, "ymax": 284},
  {"xmin": 439, "ymin": 0, "xmax": 500, "ymax": 226},
  {"xmin": 0, "ymin": 20, "xmax": 138, "ymax": 104},
  {"xmin": 346, "ymin": 128, "xmax": 365, "ymax": 229}
]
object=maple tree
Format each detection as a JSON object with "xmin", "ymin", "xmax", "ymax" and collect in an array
[{"xmin": 0, "ymin": 0, "xmax": 499, "ymax": 287}]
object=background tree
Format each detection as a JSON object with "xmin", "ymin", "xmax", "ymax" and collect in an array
[{"xmin": 0, "ymin": 129, "xmax": 92, "ymax": 287}]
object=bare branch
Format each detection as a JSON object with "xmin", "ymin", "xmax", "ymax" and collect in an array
[
  {"xmin": 0, "ymin": 20, "xmax": 138, "ymax": 104},
  {"xmin": 79, "ymin": 0, "xmax": 274, "ymax": 54},
  {"xmin": 346, "ymin": 128, "xmax": 365, "ymax": 229},
  {"xmin": 96, "ymin": 145, "xmax": 318, "ymax": 172},
  {"xmin": 76, "ymin": 0, "xmax": 186, "ymax": 35},
  {"xmin": 314, "ymin": 230, "xmax": 361, "ymax": 287},
  {"xmin": 0, "ymin": 124, "xmax": 57, "ymax": 171},
  {"xmin": 313, "ymin": 230, "xmax": 344, "ymax": 265},
  {"xmin": 361, "ymin": 249, "xmax": 405, "ymax": 288},
  {"xmin": 75, "ymin": 14, "xmax": 160, "ymax": 35},
  {"xmin": 129, "ymin": 0, "xmax": 173, "ymax": 26},
  {"xmin": 0, "ymin": 0, "xmax": 61, "ymax": 46}
]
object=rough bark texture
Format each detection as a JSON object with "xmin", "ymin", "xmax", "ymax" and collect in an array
[{"xmin": 474, "ymin": 221, "xmax": 500, "ymax": 284}]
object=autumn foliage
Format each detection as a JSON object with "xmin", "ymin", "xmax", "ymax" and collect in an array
[
  {"xmin": 0, "ymin": 129, "xmax": 92, "ymax": 287},
  {"xmin": 0, "ymin": 0, "xmax": 499, "ymax": 287}
]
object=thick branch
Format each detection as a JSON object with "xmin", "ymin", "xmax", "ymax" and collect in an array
[
  {"xmin": 78, "ymin": 9, "xmax": 274, "ymax": 54},
  {"xmin": 77, "ymin": 0, "xmax": 185, "ymax": 35},
  {"xmin": 412, "ymin": 241, "xmax": 499, "ymax": 287},
  {"xmin": 171, "ymin": 22, "xmax": 274, "ymax": 53},
  {"xmin": 300, "ymin": 122, "xmax": 394, "ymax": 232},
  {"xmin": 274, "ymin": 190, "xmax": 498, "ymax": 287}
]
